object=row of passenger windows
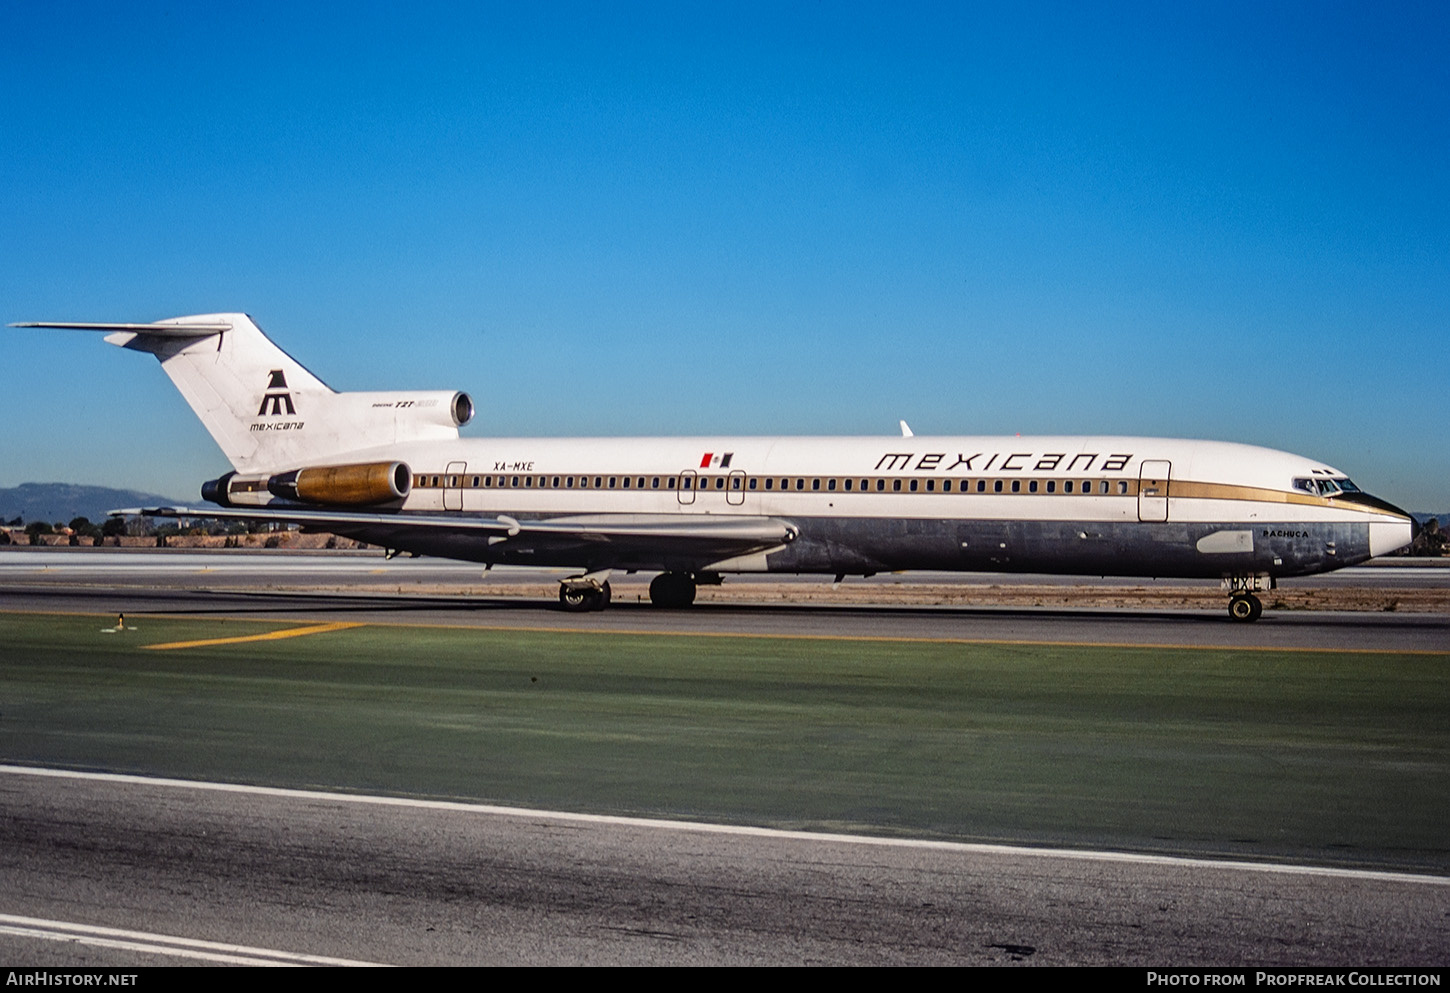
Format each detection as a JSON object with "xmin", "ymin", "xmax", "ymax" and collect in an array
[{"xmin": 414, "ymin": 473, "xmax": 1137, "ymax": 496}]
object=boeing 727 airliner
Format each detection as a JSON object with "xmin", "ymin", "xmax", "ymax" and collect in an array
[{"xmin": 15, "ymin": 313, "xmax": 1416, "ymax": 620}]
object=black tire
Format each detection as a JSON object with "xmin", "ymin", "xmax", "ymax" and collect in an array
[
  {"xmin": 560, "ymin": 582, "xmax": 611, "ymax": 612},
  {"xmin": 559, "ymin": 585, "xmax": 600, "ymax": 612},
  {"xmin": 1227, "ymin": 593, "xmax": 1262, "ymax": 622},
  {"xmin": 649, "ymin": 572, "xmax": 696, "ymax": 608}
]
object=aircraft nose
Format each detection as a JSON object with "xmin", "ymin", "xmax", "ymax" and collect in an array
[
  {"xmin": 1369, "ymin": 518, "xmax": 1414, "ymax": 558},
  {"xmin": 1334, "ymin": 491, "xmax": 1416, "ymax": 557}
]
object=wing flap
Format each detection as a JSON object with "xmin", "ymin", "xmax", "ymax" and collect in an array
[{"xmin": 113, "ymin": 505, "xmax": 797, "ymax": 552}]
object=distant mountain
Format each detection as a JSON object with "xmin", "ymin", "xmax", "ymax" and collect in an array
[{"xmin": 0, "ymin": 483, "xmax": 188, "ymax": 526}]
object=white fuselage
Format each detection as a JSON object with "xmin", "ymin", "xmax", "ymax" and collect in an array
[{"xmin": 281, "ymin": 433, "xmax": 1411, "ymax": 579}]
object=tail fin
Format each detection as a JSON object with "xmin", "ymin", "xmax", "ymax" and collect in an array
[{"xmin": 15, "ymin": 313, "xmax": 473, "ymax": 472}]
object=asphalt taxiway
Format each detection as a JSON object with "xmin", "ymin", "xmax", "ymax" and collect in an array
[{"xmin": 3, "ymin": 767, "xmax": 1446, "ymax": 967}]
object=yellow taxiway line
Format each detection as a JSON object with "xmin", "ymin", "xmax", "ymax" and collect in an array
[{"xmin": 144, "ymin": 621, "xmax": 362, "ymax": 651}]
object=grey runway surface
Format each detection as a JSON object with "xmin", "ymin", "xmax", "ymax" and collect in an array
[
  {"xmin": 1, "ymin": 548, "xmax": 1447, "ymax": 651},
  {"xmin": 3, "ymin": 767, "xmax": 1447, "ymax": 967}
]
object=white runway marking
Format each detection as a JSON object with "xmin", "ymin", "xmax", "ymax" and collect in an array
[
  {"xmin": 0, "ymin": 914, "xmax": 386, "ymax": 966},
  {"xmin": 5, "ymin": 764, "xmax": 1446, "ymax": 887}
]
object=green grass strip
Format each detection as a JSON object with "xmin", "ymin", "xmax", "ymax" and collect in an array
[{"xmin": 1, "ymin": 612, "xmax": 1446, "ymax": 872}]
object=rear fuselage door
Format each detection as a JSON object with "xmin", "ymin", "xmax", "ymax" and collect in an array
[{"xmin": 444, "ymin": 461, "xmax": 467, "ymax": 511}]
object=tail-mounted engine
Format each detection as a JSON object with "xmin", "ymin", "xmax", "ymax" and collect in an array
[{"xmin": 204, "ymin": 461, "xmax": 412, "ymax": 508}]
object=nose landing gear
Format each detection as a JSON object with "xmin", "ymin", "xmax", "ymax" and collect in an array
[
  {"xmin": 1223, "ymin": 573, "xmax": 1273, "ymax": 622},
  {"xmin": 1228, "ymin": 592, "xmax": 1263, "ymax": 622}
]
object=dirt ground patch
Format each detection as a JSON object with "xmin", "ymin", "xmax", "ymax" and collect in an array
[{"xmin": 336, "ymin": 579, "xmax": 1450, "ymax": 614}]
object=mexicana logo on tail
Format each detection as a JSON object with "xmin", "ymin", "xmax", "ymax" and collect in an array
[{"xmin": 257, "ymin": 369, "xmax": 296, "ymax": 416}]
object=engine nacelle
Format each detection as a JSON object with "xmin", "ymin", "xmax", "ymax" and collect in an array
[
  {"xmin": 203, "ymin": 471, "xmax": 268, "ymax": 507},
  {"xmin": 203, "ymin": 461, "xmax": 412, "ymax": 507},
  {"xmin": 345, "ymin": 390, "xmax": 474, "ymax": 434},
  {"xmin": 269, "ymin": 462, "xmax": 412, "ymax": 506}
]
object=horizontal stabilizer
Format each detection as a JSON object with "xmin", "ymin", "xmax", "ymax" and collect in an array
[{"xmin": 10, "ymin": 321, "xmax": 233, "ymax": 336}]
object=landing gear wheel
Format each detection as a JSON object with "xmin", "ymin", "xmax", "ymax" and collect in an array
[
  {"xmin": 559, "ymin": 581, "xmax": 611, "ymax": 612},
  {"xmin": 649, "ymin": 572, "xmax": 697, "ymax": 608},
  {"xmin": 1227, "ymin": 592, "xmax": 1262, "ymax": 622},
  {"xmin": 559, "ymin": 586, "xmax": 592, "ymax": 612}
]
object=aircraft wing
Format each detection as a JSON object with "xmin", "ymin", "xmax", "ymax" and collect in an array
[{"xmin": 112, "ymin": 505, "xmax": 798, "ymax": 564}]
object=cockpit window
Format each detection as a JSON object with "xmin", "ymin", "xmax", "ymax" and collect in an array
[{"xmin": 1293, "ymin": 476, "xmax": 1362, "ymax": 497}]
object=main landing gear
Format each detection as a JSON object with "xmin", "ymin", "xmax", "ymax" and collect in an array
[
  {"xmin": 557, "ymin": 571, "xmax": 713, "ymax": 611},
  {"xmin": 648, "ymin": 571, "xmax": 696, "ymax": 609},
  {"xmin": 1223, "ymin": 573, "xmax": 1273, "ymax": 623},
  {"xmin": 558, "ymin": 573, "xmax": 612, "ymax": 612}
]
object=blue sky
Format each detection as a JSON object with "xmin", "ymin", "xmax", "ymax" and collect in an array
[{"xmin": 3, "ymin": 2, "xmax": 1446, "ymax": 509}]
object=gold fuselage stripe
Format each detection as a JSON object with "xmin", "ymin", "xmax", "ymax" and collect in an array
[{"xmin": 405, "ymin": 473, "xmax": 1405, "ymax": 518}]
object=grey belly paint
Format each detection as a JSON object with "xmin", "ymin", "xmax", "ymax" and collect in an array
[{"xmin": 321, "ymin": 516, "xmax": 1368, "ymax": 580}]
